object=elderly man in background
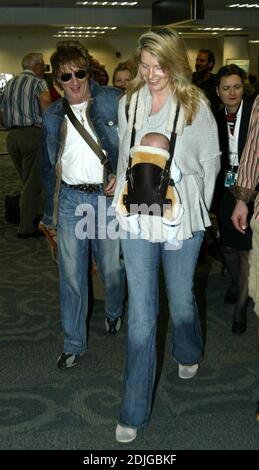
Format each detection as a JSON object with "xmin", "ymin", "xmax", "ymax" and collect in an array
[{"xmin": 0, "ymin": 52, "xmax": 52, "ymax": 238}]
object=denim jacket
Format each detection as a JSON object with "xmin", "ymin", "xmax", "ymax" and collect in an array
[{"xmin": 42, "ymin": 80, "xmax": 122, "ymax": 227}]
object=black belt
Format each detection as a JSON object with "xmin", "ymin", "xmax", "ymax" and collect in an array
[{"xmin": 61, "ymin": 180, "xmax": 101, "ymax": 193}]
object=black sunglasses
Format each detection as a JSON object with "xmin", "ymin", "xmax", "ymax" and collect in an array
[{"xmin": 60, "ymin": 69, "xmax": 88, "ymax": 82}]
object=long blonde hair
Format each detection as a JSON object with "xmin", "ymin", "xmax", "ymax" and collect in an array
[{"xmin": 126, "ymin": 27, "xmax": 206, "ymax": 124}]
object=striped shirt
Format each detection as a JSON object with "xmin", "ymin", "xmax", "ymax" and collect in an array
[
  {"xmin": 0, "ymin": 69, "xmax": 49, "ymax": 128},
  {"xmin": 235, "ymin": 95, "xmax": 259, "ymax": 220}
]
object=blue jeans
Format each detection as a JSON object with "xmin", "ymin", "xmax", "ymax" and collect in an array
[
  {"xmin": 119, "ymin": 232, "xmax": 204, "ymax": 428},
  {"xmin": 58, "ymin": 185, "xmax": 125, "ymax": 355}
]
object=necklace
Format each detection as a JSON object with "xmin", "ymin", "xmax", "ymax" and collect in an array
[{"xmin": 72, "ymin": 101, "xmax": 87, "ymax": 126}]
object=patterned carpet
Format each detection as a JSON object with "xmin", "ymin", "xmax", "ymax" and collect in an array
[{"xmin": 0, "ymin": 147, "xmax": 259, "ymax": 450}]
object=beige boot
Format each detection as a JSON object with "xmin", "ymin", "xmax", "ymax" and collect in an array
[{"xmin": 39, "ymin": 222, "xmax": 58, "ymax": 264}]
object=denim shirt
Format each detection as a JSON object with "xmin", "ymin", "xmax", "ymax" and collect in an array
[{"xmin": 41, "ymin": 80, "xmax": 122, "ymax": 227}]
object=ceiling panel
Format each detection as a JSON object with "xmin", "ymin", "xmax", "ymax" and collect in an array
[{"xmin": 0, "ymin": 1, "xmax": 258, "ymax": 39}]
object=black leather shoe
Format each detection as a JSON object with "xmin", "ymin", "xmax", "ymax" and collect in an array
[
  {"xmin": 17, "ymin": 229, "xmax": 44, "ymax": 239},
  {"xmin": 232, "ymin": 321, "xmax": 246, "ymax": 335},
  {"xmin": 224, "ymin": 288, "xmax": 238, "ymax": 304},
  {"xmin": 105, "ymin": 315, "xmax": 123, "ymax": 334},
  {"xmin": 33, "ymin": 213, "xmax": 43, "ymax": 227},
  {"xmin": 57, "ymin": 352, "xmax": 80, "ymax": 369}
]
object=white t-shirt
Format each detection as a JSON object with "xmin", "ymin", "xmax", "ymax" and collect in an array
[{"xmin": 61, "ymin": 101, "xmax": 103, "ymax": 185}]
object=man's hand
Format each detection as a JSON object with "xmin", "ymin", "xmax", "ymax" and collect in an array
[
  {"xmin": 231, "ymin": 200, "xmax": 248, "ymax": 234},
  {"xmin": 104, "ymin": 175, "xmax": 116, "ymax": 197}
]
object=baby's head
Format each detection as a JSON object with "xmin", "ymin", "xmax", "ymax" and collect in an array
[{"xmin": 140, "ymin": 132, "xmax": 170, "ymax": 151}]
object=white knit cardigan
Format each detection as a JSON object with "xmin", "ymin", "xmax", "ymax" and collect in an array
[{"xmin": 113, "ymin": 84, "xmax": 221, "ymax": 241}]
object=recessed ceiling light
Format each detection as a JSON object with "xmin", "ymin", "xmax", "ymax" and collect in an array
[
  {"xmin": 60, "ymin": 30, "xmax": 105, "ymax": 34},
  {"xmin": 62, "ymin": 26, "xmax": 116, "ymax": 30},
  {"xmin": 179, "ymin": 32, "xmax": 218, "ymax": 36},
  {"xmin": 195, "ymin": 27, "xmax": 243, "ymax": 31},
  {"xmin": 228, "ymin": 3, "xmax": 259, "ymax": 8},
  {"xmin": 54, "ymin": 25, "xmax": 117, "ymax": 39},
  {"xmin": 75, "ymin": 1, "xmax": 138, "ymax": 6},
  {"xmin": 53, "ymin": 34, "xmax": 97, "ymax": 38}
]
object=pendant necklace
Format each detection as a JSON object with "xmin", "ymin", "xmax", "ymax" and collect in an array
[{"xmin": 72, "ymin": 101, "xmax": 87, "ymax": 126}]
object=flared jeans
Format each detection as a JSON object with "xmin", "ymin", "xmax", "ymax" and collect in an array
[{"xmin": 119, "ymin": 231, "xmax": 204, "ymax": 428}]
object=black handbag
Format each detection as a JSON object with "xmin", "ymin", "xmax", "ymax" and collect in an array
[{"xmin": 123, "ymin": 98, "xmax": 180, "ymax": 217}]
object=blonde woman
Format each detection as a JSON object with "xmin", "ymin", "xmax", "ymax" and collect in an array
[{"xmin": 113, "ymin": 27, "xmax": 221, "ymax": 443}]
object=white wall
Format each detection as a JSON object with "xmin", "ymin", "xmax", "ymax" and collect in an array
[
  {"xmin": 184, "ymin": 38, "xmax": 223, "ymax": 74},
  {"xmin": 249, "ymin": 44, "xmax": 259, "ymax": 76},
  {"xmin": 0, "ymin": 33, "xmax": 257, "ymax": 82},
  {"xmin": 0, "ymin": 34, "xmax": 140, "ymax": 84}
]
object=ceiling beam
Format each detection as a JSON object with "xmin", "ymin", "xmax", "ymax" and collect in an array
[{"xmin": 0, "ymin": 7, "xmax": 151, "ymax": 26}]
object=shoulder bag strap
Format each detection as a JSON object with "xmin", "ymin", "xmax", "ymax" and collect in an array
[
  {"xmin": 62, "ymin": 98, "xmax": 113, "ymax": 172},
  {"xmin": 158, "ymin": 104, "xmax": 180, "ymax": 194},
  {"xmin": 165, "ymin": 103, "xmax": 180, "ymax": 172},
  {"xmin": 127, "ymin": 92, "xmax": 139, "ymax": 169}
]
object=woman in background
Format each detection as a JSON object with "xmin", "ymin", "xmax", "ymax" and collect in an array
[
  {"xmin": 112, "ymin": 62, "xmax": 133, "ymax": 91},
  {"xmin": 214, "ymin": 64, "xmax": 255, "ymax": 334}
]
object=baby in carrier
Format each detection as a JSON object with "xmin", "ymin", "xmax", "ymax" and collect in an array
[
  {"xmin": 117, "ymin": 131, "xmax": 183, "ymax": 244},
  {"xmin": 140, "ymin": 132, "xmax": 170, "ymax": 150},
  {"xmin": 124, "ymin": 131, "xmax": 182, "ymax": 219}
]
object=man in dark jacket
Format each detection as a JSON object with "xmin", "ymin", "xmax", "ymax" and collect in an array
[{"xmin": 192, "ymin": 49, "xmax": 220, "ymax": 115}]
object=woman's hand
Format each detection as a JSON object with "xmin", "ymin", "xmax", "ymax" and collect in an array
[{"xmin": 231, "ymin": 200, "xmax": 249, "ymax": 234}]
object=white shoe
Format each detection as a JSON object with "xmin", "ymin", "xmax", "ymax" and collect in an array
[
  {"xmin": 178, "ymin": 363, "xmax": 199, "ymax": 379},
  {"xmin": 115, "ymin": 424, "xmax": 137, "ymax": 443}
]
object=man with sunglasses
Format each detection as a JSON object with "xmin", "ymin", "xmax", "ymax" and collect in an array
[{"xmin": 41, "ymin": 40, "xmax": 125, "ymax": 369}]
